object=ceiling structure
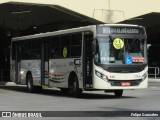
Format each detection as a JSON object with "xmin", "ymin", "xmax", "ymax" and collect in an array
[
  {"xmin": 119, "ymin": 12, "xmax": 160, "ymax": 43},
  {"xmin": 0, "ymin": 2, "xmax": 103, "ymax": 36},
  {"xmin": 0, "ymin": 2, "xmax": 160, "ymax": 40}
]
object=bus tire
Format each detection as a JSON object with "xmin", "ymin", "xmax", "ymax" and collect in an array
[
  {"xmin": 26, "ymin": 74, "xmax": 35, "ymax": 93},
  {"xmin": 26, "ymin": 74, "xmax": 42, "ymax": 93},
  {"xmin": 69, "ymin": 75, "xmax": 82, "ymax": 97},
  {"xmin": 114, "ymin": 90, "xmax": 123, "ymax": 97}
]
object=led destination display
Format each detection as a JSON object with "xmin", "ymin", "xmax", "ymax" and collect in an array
[{"xmin": 98, "ymin": 26, "xmax": 145, "ymax": 35}]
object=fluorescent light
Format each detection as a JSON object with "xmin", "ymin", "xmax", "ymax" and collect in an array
[{"xmin": 11, "ymin": 10, "xmax": 31, "ymax": 14}]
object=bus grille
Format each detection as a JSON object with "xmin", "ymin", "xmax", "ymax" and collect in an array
[{"xmin": 106, "ymin": 67, "xmax": 144, "ymax": 73}]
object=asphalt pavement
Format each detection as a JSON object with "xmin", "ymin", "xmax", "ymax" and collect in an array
[{"xmin": 0, "ymin": 78, "xmax": 160, "ymax": 120}]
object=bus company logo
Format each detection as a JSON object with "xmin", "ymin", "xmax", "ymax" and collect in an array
[
  {"xmin": 1, "ymin": 112, "xmax": 42, "ymax": 118},
  {"xmin": 2, "ymin": 112, "xmax": 11, "ymax": 117}
]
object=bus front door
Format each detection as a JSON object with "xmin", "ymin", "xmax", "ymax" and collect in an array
[{"xmin": 83, "ymin": 33, "xmax": 93, "ymax": 88}]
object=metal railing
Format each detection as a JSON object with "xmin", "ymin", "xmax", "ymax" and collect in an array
[
  {"xmin": 148, "ymin": 67, "xmax": 159, "ymax": 79},
  {"xmin": 0, "ymin": 69, "xmax": 10, "ymax": 81}
]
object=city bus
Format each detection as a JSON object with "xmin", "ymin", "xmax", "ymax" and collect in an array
[{"xmin": 10, "ymin": 24, "xmax": 148, "ymax": 97}]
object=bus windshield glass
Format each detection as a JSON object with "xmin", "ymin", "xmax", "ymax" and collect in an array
[{"xmin": 94, "ymin": 37, "xmax": 147, "ymax": 65}]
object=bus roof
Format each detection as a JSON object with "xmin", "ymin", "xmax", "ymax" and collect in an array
[
  {"xmin": 12, "ymin": 25, "xmax": 95, "ymax": 41},
  {"xmin": 12, "ymin": 24, "xmax": 144, "ymax": 41}
]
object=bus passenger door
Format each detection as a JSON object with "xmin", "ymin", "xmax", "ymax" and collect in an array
[
  {"xmin": 41, "ymin": 41, "xmax": 49, "ymax": 86},
  {"xmin": 83, "ymin": 32, "xmax": 93, "ymax": 88}
]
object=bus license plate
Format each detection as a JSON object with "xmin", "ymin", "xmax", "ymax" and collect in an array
[{"xmin": 121, "ymin": 82, "xmax": 131, "ymax": 86}]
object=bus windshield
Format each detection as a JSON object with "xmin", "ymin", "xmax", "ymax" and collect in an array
[{"xmin": 94, "ymin": 37, "xmax": 147, "ymax": 65}]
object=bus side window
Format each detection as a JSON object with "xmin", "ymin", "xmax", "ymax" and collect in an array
[
  {"xmin": 32, "ymin": 40, "xmax": 41, "ymax": 59},
  {"xmin": 61, "ymin": 35, "xmax": 71, "ymax": 58},
  {"xmin": 12, "ymin": 42, "xmax": 16, "ymax": 60},
  {"xmin": 70, "ymin": 33, "xmax": 82, "ymax": 57},
  {"xmin": 21, "ymin": 41, "xmax": 30, "ymax": 60},
  {"xmin": 49, "ymin": 37, "xmax": 60, "ymax": 59}
]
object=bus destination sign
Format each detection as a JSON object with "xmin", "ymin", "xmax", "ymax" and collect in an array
[
  {"xmin": 110, "ymin": 27, "xmax": 139, "ymax": 34},
  {"xmin": 97, "ymin": 26, "xmax": 144, "ymax": 35}
]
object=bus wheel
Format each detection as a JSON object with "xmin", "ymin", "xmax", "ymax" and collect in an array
[
  {"xmin": 114, "ymin": 90, "xmax": 123, "ymax": 97},
  {"xmin": 69, "ymin": 75, "xmax": 82, "ymax": 97},
  {"xmin": 27, "ymin": 74, "xmax": 35, "ymax": 93},
  {"xmin": 27, "ymin": 74, "xmax": 42, "ymax": 93}
]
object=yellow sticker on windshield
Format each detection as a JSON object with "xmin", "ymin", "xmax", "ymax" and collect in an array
[{"xmin": 113, "ymin": 38, "xmax": 124, "ymax": 49}]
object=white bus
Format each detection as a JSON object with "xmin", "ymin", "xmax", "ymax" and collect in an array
[{"xmin": 10, "ymin": 24, "xmax": 148, "ymax": 97}]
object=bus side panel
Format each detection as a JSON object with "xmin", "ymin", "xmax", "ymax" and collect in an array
[
  {"xmin": 20, "ymin": 60, "xmax": 41, "ymax": 86},
  {"xmin": 48, "ymin": 59, "xmax": 83, "ymax": 88}
]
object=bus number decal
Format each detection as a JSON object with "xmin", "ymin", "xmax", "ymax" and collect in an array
[{"xmin": 74, "ymin": 59, "xmax": 81, "ymax": 65}]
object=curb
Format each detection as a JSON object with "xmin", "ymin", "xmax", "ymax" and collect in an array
[
  {"xmin": 0, "ymin": 82, "xmax": 16, "ymax": 86},
  {"xmin": 148, "ymin": 79, "xmax": 160, "ymax": 87},
  {"xmin": 148, "ymin": 79, "xmax": 160, "ymax": 82}
]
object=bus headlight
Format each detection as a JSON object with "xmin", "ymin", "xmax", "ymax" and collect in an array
[
  {"xmin": 20, "ymin": 70, "xmax": 25, "ymax": 75},
  {"xmin": 95, "ymin": 71, "xmax": 108, "ymax": 80}
]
